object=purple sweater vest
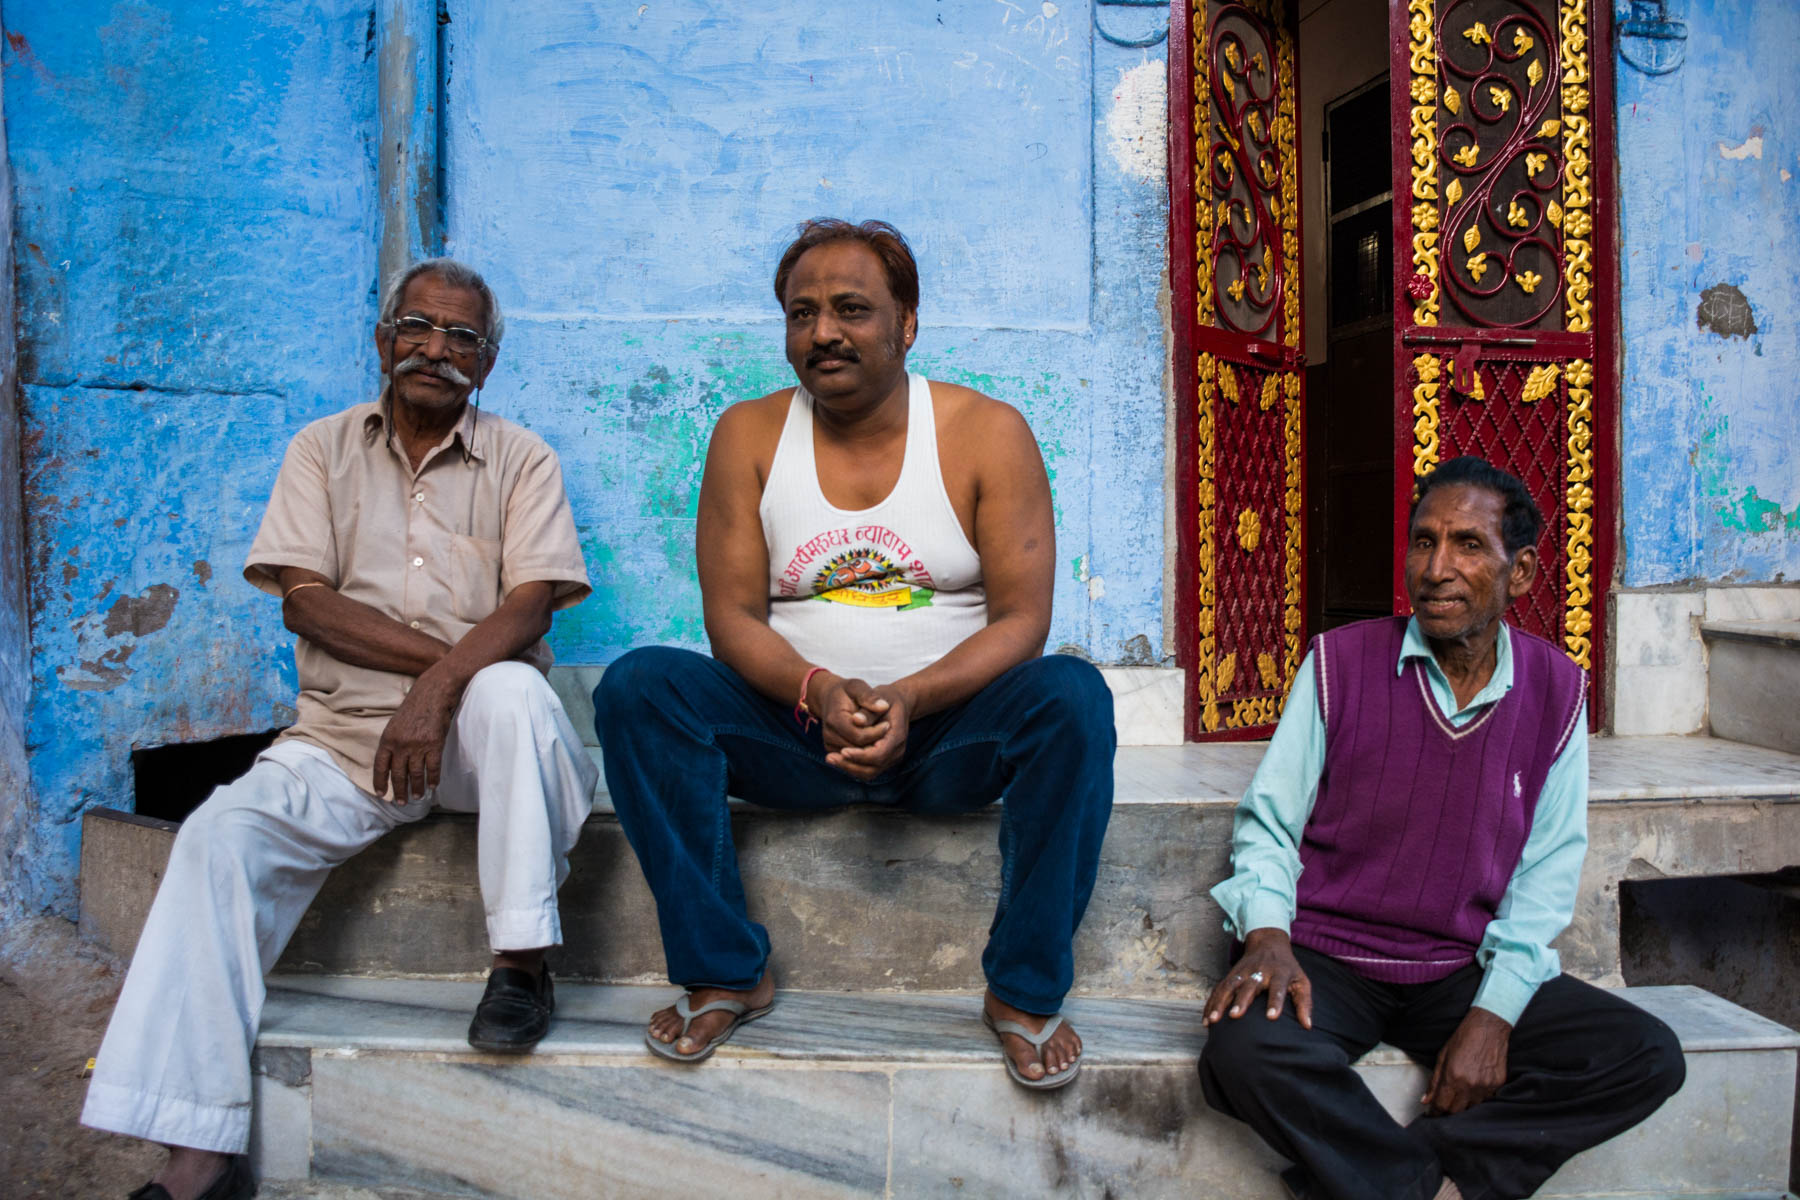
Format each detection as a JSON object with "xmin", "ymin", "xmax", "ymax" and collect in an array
[{"xmin": 1289, "ymin": 617, "xmax": 1586, "ymax": 984}]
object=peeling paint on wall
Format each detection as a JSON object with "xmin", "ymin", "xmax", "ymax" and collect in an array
[
  {"xmin": 1717, "ymin": 133, "xmax": 1763, "ymax": 161},
  {"xmin": 10, "ymin": 0, "xmax": 1176, "ymax": 916},
  {"xmin": 1616, "ymin": 0, "xmax": 1800, "ymax": 585},
  {"xmin": 1106, "ymin": 58, "xmax": 1168, "ymax": 187},
  {"xmin": 7, "ymin": 2, "xmax": 380, "ymax": 915},
  {"xmin": 1696, "ymin": 283, "xmax": 1757, "ymax": 339}
]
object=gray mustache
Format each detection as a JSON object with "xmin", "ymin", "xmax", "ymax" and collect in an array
[{"xmin": 395, "ymin": 355, "xmax": 472, "ymax": 388}]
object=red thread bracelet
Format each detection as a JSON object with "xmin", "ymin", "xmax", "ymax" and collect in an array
[{"xmin": 794, "ymin": 666, "xmax": 827, "ymax": 732}]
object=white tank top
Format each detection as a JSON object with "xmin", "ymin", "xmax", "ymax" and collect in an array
[{"xmin": 761, "ymin": 373, "xmax": 987, "ymax": 686}]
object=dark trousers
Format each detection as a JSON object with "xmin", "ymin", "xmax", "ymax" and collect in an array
[
  {"xmin": 1198, "ymin": 945, "xmax": 1686, "ymax": 1200},
  {"xmin": 592, "ymin": 647, "xmax": 1115, "ymax": 1014}
]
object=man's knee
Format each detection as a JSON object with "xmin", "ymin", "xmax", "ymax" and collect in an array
[
  {"xmin": 592, "ymin": 646, "xmax": 693, "ymax": 734},
  {"xmin": 1016, "ymin": 654, "xmax": 1114, "ymax": 733},
  {"xmin": 462, "ymin": 661, "xmax": 557, "ymax": 720},
  {"xmin": 1626, "ymin": 1008, "xmax": 1687, "ymax": 1102},
  {"xmin": 1199, "ymin": 1009, "xmax": 1285, "ymax": 1084},
  {"xmin": 167, "ymin": 780, "xmax": 285, "ymax": 876}
]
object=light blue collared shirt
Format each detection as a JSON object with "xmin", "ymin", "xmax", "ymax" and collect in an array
[{"xmin": 1209, "ymin": 618, "xmax": 1588, "ymax": 1024}]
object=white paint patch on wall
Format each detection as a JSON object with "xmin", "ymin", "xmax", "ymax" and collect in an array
[
  {"xmin": 1107, "ymin": 59, "xmax": 1167, "ymax": 187},
  {"xmin": 1718, "ymin": 134, "xmax": 1764, "ymax": 160}
]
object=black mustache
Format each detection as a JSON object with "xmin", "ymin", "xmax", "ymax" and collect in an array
[{"xmin": 806, "ymin": 345, "xmax": 860, "ymax": 368}]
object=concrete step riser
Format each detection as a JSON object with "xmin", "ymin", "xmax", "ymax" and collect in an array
[
  {"xmin": 247, "ymin": 981, "xmax": 1800, "ymax": 1199},
  {"xmin": 1703, "ymin": 620, "xmax": 1800, "ymax": 755},
  {"xmin": 81, "ymin": 790, "xmax": 1800, "ymax": 995}
]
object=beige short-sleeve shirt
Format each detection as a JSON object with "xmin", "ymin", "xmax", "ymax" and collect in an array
[{"xmin": 244, "ymin": 398, "xmax": 590, "ymax": 790}]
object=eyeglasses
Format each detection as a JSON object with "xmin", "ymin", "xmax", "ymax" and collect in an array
[{"xmin": 387, "ymin": 315, "xmax": 487, "ymax": 355}]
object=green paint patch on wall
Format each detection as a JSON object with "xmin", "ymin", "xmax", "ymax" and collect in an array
[{"xmin": 1717, "ymin": 486, "xmax": 1800, "ymax": 534}]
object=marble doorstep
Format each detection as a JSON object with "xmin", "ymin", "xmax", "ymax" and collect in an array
[{"xmin": 251, "ymin": 979, "xmax": 1799, "ymax": 1199}]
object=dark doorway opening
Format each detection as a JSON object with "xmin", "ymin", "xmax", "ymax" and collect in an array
[
  {"xmin": 1306, "ymin": 74, "xmax": 1395, "ymax": 635},
  {"xmin": 132, "ymin": 730, "xmax": 283, "ymax": 822},
  {"xmin": 1620, "ymin": 870, "xmax": 1800, "ymax": 1032}
]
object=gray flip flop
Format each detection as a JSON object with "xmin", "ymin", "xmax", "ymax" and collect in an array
[
  {"xmin": 644, "ymin": 993, "xmax": 774, "ymax": 1063},
  {"xmin": 983, "ymin": 1009, "xmax": 1083, "ymax": 1090}
]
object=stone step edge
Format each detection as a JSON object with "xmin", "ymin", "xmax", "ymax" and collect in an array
[{"xmin": 259, "ymin": 979, "xmax": 1800, "ymax": 1066}]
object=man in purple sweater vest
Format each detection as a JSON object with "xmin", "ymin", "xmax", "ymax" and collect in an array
[{"xmin": 1198, "ymin": 457, "xmax": 1684, "ymax": 1200}]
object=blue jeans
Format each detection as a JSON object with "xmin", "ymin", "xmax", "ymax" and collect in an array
[{"xmin": 593, "ymin": 648, "xmax": 1115, "ymax": 1014}]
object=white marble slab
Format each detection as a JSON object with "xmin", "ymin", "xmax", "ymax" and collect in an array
[
  {"xmin": 1612, "ymin": 588, "xmax": 1709, "ymax": 736},
  {"xmin": 1704, "ymin": 584, "xmax": 1800, "ymax": 624},
  {"xmin": 263, "ymin": 977, "xmax": 1211, "ymax": 1064},
  {"xmin": 256, "ymin": 980, "xmax": 1798, "ymax": 1198},
  {"xmin": 263, "ymin": 980, "xmax": 1795, "ymax": 1062},
  {"xmin": 1097, "ymin": 666, "xmax": 1185, "ymax": 746}
]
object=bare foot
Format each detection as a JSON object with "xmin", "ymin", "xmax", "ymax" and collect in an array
[
  {"xmin": 984, "ymin": 988, "xmax": 1083, "ymax": 1082},
  {"xmin": 151, "ymin": 1146, "xmax": 232, "ymax": 1200},
  {"xmin": 646, "ymin": 973, "xmax": 776, "ymax": 1058}
]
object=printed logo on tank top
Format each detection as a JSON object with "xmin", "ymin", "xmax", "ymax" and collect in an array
[{"xmin": 777, "ymin": 523, "xmax": 938, "ymax": 610}]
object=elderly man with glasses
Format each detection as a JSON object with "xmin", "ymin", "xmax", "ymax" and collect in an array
[{"xmin": 82, "ymin": 258, "xmax": 597, "ymax": 1200}]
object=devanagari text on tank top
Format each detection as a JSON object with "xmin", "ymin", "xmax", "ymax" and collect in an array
[{"xmin": 760, "ymin": 373, "xmax": 987, "ymax": 686}]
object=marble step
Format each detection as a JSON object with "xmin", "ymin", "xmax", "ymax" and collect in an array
[
  {"xmin": 246, "ymin": 979, "xmax": 1799, "ymax": 1199},
  {"xmin": 79, "ymin": 736, "xmax": 1800, "ymax": 997},
  {"xmin": 1704, "ymin": 618, "xmax": 1800, "ymax": 755}
]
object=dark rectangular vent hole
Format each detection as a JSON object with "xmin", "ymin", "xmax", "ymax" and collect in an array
[{"xmin": 132, "ymin": 730, "xmax": 283, "ymax": 822}]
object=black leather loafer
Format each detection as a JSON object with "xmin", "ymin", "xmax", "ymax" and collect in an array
[
  {"xmin": 467, "ymin": 965, "xmax": 555, "ymax": 1052},
  {"xmin": 128, "ymin": 1153, "xmax": 256, "ymax": 1200}
]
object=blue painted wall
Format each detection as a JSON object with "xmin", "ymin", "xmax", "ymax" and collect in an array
[
  {"xmin": 1616, "ymin": 0, "xmax": 1800, "ymax": 584},
  {"xmin": 5, "ymin": 2, "xmax": 381, "ymax": 914},
  {"xmin": 4, "ymin": 2, "xmax": 1173, "ymax": 917},
  {"xmin": 444, "ymin": 0, "xmax": 1173, "ymax": 667},
  {"xmin": 0, "ymin": 60, "xmax": 32, "ymax": 916}
]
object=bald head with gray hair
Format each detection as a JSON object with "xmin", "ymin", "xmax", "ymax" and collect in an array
[{"xmin": 378, "ymin": 257, "xmax": 506, "ymax": 357}]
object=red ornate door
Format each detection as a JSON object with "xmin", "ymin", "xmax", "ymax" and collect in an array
[
  {"xmin": 1390, "ymin": 0, "xmax": 1615, "ymax": 713},
  {"xmin": 1171, "ymin": 0, "xmax": 1307, "ymax": 739}
]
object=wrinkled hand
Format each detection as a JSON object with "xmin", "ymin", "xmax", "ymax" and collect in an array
[
  {"xmin": 1203, "ymin": 927, "xmax": 1313, "ymax": 1028},
  {"xmin": 819, "ymin": 677, "xmax": 910, "ymax": 781},
  {"xmin": 372, "ymin": 677, "xmax": 457, "ymax": 805},
  {"xmin": 1423, "ymin": 1007, "xmax": 1511, "ymax": 1114}
]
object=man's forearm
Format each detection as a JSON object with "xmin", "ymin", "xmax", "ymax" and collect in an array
[
  {"xmin": 282, "ymin": 576, "xmax": 451, "ymax": 676},
  {"xmin": 889, "ymin": 611, "xmax": 1046, "ymax": 717},
  {"xmin": 415, "ymin": 582, "xmax": 555, "ymax": 703},
  {"xmin": 705, "ymin": 606, "xmax": 817, "ymax": 707}
]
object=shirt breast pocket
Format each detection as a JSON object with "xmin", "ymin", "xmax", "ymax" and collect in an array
[{"xmin": 448, "ymin": 533, "xmax": 503, "ymax": 623}]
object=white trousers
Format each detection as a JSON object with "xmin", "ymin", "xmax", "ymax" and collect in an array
[{"xmin": 80, "ymin": 661, "xmax": 598, "ymax": 1154}]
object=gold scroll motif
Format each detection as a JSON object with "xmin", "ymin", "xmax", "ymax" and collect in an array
[
  {"xmin": 1192, "ymin": 1, "xmax": 1213, "ymax": 327},
  {"xmin": 1412, "ymin": 354, "xmax": 1443, "ymax": 477},
  {"xmin": 1277, "ymin": 25, "xmax": 1301, "ymax": 350},
  {"xmin": 1195, "ymin": 352, "xmax": 1218, "ymax": 731},
  {"xmin": 1563, "ymin": 359, "xmax": 1595, "ymax": 668},
  {"xmin": 1408, "ymin": 0, "xmax": 1440, "ymax": 325},
  {"xmin": 1281, "ymin": 370, "xmax": 1304, "ymax": 691},
  {"xmin": 1560, "ymin": 0, "xmax": 1593, "ymax": 331}
]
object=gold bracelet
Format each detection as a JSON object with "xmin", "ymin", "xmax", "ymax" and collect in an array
[{"xmin": 283, "ymin": 580, "xmax": 330, "ymax": 599}]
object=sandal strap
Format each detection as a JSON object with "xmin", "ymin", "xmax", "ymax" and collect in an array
[
  {"xmin": 988, "ymin": 1012, "xmax": 1064, "ymax": 1048},
  {"xmin": 673, "ymin": 993, "xmax": 752, "ymax": 1031}
]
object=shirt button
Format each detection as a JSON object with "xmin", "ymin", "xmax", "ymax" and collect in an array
[
  {"xmin": 409, "ymin": 620, "xmax": 421, "ymax": 630},
  {"xmin": 414, "ymin": 492, "xmax": 425, "ymax": 502},
  {"xmin": 412, "ymin": 556, "xmax": 424, "ymax": 568}
]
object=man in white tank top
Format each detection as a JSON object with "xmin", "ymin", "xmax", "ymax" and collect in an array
[{"xmin": 595, "ymin": 219, "xmax": 1115, "ymax": 1088}]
